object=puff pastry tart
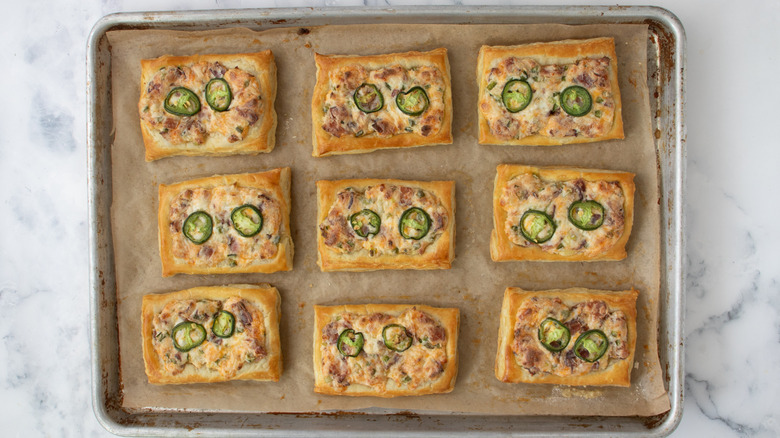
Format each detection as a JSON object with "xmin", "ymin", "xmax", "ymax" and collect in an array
[
  {"xmin": 142, "ymin": 284, "xmax": 282, "ymax": 384},
  {"xmin": 477, "ymin": 37, "xmax": 624, "ymax": 145},
  {"xmin": 491, "ymin": 164, "xmax": 634, "ymax": 262},
  {"xmin": 313, "ymin": 304, "xmax": 459, "ymax": 397},
  {"xmin": 316, "ymin": 179, "xmax": 455, "ymax": 271},
  {"xmin": 311, "ymin": 48, "xmax": 453, "ymax": 157},
  {"xmin": 158, "ymin": 168, "xmax": 293, "ymax": 276},
  {"xmin": 495, "ymin": 287, "xmax": 638, "ymax": 386},
  {"xmin": 139, "ymin": 51, "xmax": 277, "ymax": 161}
]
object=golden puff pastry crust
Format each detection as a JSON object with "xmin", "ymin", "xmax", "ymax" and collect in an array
[
  {"xmin": 313, "ymin": 303, "xmax": 459, "ymax": 397},
  {"xmin": 139, "ymin": 51, "xmax": 277, "ymax": 161},
  {"xmin": 491, "ymin": 164, "xmax": 635, "ymax": 262},
  {"xmin": 477, "ymin": 37, "xmax": 624, "ymax": 145},
  {"xmin": 312, "ymin": 48, "xmax": 453, "ymax": 157},
  {"xmin": 316, "ymin": 178, "xmax": 455, "ymax": 271},
  {"xmin": 158, "ymin": 168, "xmax": 293, "ymax": 276},
  {"xmin": 495, "ymin": 287, "xmax": 638, "ymax": 387},
  {"xmin": 142, "ymin": 284, "xmax": 282, "ymax": 384}
]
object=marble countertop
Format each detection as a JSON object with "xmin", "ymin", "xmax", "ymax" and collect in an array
[{"xmin": 1, "ymin": 0, "xmax": 778, "ymax": 436}]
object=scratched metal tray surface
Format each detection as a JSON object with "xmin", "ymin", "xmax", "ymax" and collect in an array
[{"xmin": 87, "ymin": 6, "xmax": 686, "ymax": 436}]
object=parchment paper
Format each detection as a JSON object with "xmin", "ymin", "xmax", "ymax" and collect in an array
[{"xmin": 108, "ymin": 23, "xmax": 670, "ymax": 417}]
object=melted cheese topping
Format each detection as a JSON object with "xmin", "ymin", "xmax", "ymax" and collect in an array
[
  {"xmin": 168, "ymin": 184, "xmax": 282, "ymax": 267},
  {"xmin": 140, "ymin": 62, "xmax": 263, "ymax": 145},
  {"xmin": 500, "ymin": 174, "xmax": 626, "ymax": 257},
  {"xmin": 319, "ymin": 184, "xmax": 448, "ymax": 256},
  {"xmin": 151, "ymin": 298, "xmax": 266, "ymax": 378},
  {"xmin": 511, "ymin": 297, "xmax": 629, "ymax": 377},
  {"xmin": 320, "ymin": 64, "xmax": 446, "ymax": 139},
  {"xmin": 480, "ymin": 57, "xmax": 615, "ymax": 140},
  {"xmin": 319, "ymin": 308, "xmax": 448, "ymax": 391}
]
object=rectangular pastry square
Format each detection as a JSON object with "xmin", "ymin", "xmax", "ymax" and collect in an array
[
  {"xmin": 142, "ymin": 284, "xmax": 282, "ymax": 384},
  {"xmin": 477, "ymin": 37, "xmax": 624, "ymax": 145},
  {"xmin": 316, "ymin": 178, "xmax": 455, "ymax": 271},
  {"xmin": 158, "ymin": 168, "xmax": 293, "ymax": 276},
  {"xmin": 139, "ymin": 51, "xmax": 277, "ymax": 161},
  {"xmin": 491, "ymin": 164, "xmax": 634, "ymax": 262},
  {"xmin": 313, "ymin": 304, "xmax": 459, "ymax": 397},
  {"xmin": 495, "ymin": 287, "xmax": 638, "ymax": 386},
  {"xmin": 311, "ymin": 48, "xmax": 453, "ymax": 157}
]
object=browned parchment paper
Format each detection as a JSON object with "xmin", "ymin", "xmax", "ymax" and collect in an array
[{"xmin": 108, "ymin": 23, "xmax": 670, "ymax": 416}]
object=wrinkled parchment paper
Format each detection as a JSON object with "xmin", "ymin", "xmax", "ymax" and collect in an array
[{"xmin": 108, "ymin": 23, "xmax": 670, "ymax": 416}]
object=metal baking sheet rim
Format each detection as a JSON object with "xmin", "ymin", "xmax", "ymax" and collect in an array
[{"xmin": 87, "ymin": 6, "xmax": 686, "ymax": 437}]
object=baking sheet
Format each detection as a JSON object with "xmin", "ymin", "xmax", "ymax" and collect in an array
[{"xmin": 108, "ymin": 22, "xmax": 669, "ymax": 416}]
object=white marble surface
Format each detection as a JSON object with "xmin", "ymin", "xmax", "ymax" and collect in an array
[{"xmin": 1, "ymin": 0, "xmax": 778, "ymax": 436}]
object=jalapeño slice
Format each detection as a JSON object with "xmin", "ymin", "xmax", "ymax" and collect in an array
[
  {"xmin": 231, "ymin": 204, "xmax": 263, "ymax": 237},
  {"xmin": 560, "ymin": 85, "xmax": 592, "ymax": 117},
  {"xmin": 573, "ymin": 329, "xmax": 609, "ymax": 362},
  {"xmin": 172, "ymin": 321, "xmax": 207, "ymax": 352},
  {"xmin": 212, "ymin": 311, "xmax": 235, "ymax": 338},
  {"xmin": 399, "ymin": 207, "xmax": 431, "ymax": 240},
  {"xmin": 501, "ymin": 79, "xmax": 533, "ymax": 113},
  {"xmin": 353, "ymin": 83, "xmax": 384, "ymax": 113},
  {"xmin": 164, "ymin": 87, "xmax": 201, "ymax": 116},
  {"xmin": 350, "ymin": 209, "xmax": 381, "ymax": 238},
  {"xmin": 382, "ymin": 324, "xmax": 413, "ymax": 352},
  {"xmin": 205, "ymin": 78, "xmax": 232, "ymax": 112},
  {"xmin": 337, "ymin": 329, "xmax": 364, "ymax": 357},
  {"xmin": 183, "ymin": 211, "xmax": 213, "ymax": 244},
  {"xmin": 538, "ymin": 318, "xmax": 571, "ymax": 352},
  {"xmin": 568, "ymin": 200, "xmax": 605, "ymax": 231},
  {"xmin": 395, "ymin": 86, "xmax": 430, "ymax": 116},
  {"xmin": 519, "ymin": 210, "xmax": 556, "ymax": 244}
]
